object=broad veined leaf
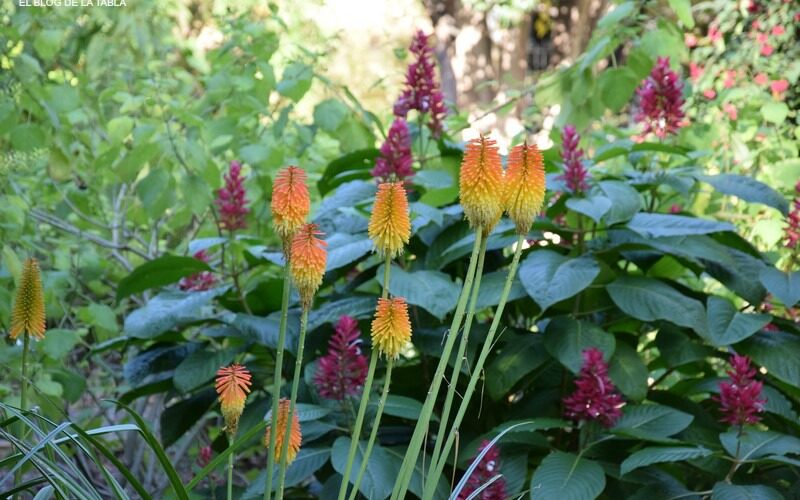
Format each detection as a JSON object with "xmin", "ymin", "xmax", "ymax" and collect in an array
[
  {"xmin": 486, "ymin": 334, "xmax": 550, "ymax": 399},
  {"xmin": 377, "ymin": 264, "xmax": 460, "ymax": 320},
  {"xmin": 243, "ymin": 448, "xmax": 332, "ymax": 496},
  {"xmin": 476, "ymin": 271, "xmax": 526, "ymax": 309},
  {"xmin": 620, "ymin": 446, "xmax": 711, "ymax": 475},
  {"xmin": 738, "ymin": 331, "xmax": 800, "ymax": 386},
  {"xmin": 173, "ymin": 347, "xmax": 237, "ymax": 392},
  {"xmin": 124, "ymin": 289, "xmax": 227, "ymax": 339},
  {"xmin": 519, "ymin": 251, "xmax": 600, "ymax": 311},
  {"xmin": 331, "ymin": 437, "xmax": 394, "ymax": 500},
  {"xmin": 711, "ymin": 483, "xmax": 783, "ymax": 500},
  {"xmin": 117, "ymin": 255, "xmax": 212, "ymax": 301},
  {"xmin": 529, "ymin": 451, "xmax": 605, "ymax": 500},
  {"xmin": 325, "ymin": 233, "xmax": 373, "ymax": 271},
  {"xmin": 627, "ymin": 213, "xmax": 734, "ymax": 238},
  {"xmin": 698, "ymin": 174, "xmax": 788, "ymax": 215},
  {"xmin": 566, "ymin": 195, "xmax": 612, "ymax": 223},
  {"xmin": 308, "ymin": 296, "xmax": 376, "ymax": 331},
  {"xmin": 612, "ymin": 404, "xmax": 694, "ymax": 441},
  {"xmin": 160, "ymin": 389, "xmax": 216, "ymax": 448},
  {"xmin": 758, "ymin": 267, "xmax": 800, "ymax": 307},
  {"xmin": 544, "ymin": 317, "xmax": 616, "ymax": 373},
  {"xmin": 368, "ymin": 395, "xmax": 423, "ymax": 421},
  {"xmin": 277, "ymin": 62, "xmax": 313, "ymax": 102},
  {"xmin": 667, "ymin": 0, "xmax": 694, "ymax": 28},
  {"xmin": 607, "ymin": 276, "xmax": 706, "ymax": 334},
  {"xmin": 704, "ymin": 296, "xmax": 770, "ymax": 346},
  {"xmin": 609, "ymin": 343, "xmax": 649, "ymax": 401},
  {"xmin": 599, "ymin": 181, "xmax": 642, "ymax": 225},
  {"xmin": 317, "ymin": 149, "xmax": 380, "ymax": 196},
  {"xmin": 720, "ymin": 429, "xmax": 800, "ymax": 460}
]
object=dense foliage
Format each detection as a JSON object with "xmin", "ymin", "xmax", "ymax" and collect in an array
[{"xmin": 1, "ymin": 0, "xmax": 799, "ymax": 499}]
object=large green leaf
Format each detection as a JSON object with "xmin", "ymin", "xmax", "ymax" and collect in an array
[
  {"xmin": 317, "ymin": 149, "xmax": 380, "ymax": 196},
  {"xmin": 607, "ymin": 276, "xmax": 706, "ymax": 334},
  {"xmin": 160, "ymin": 389, "xmax": 216, "ymax": 448},
  {"xmin": 325, "ymin": 233, "xmax": 373, "ymax": 271},
  {"xmin": 704, "ymin": 296, "xmax": 770, "ymax": 346},
  {"xmin": 612, "ymin": 404, "xmax": 694, "ymax": 441},
  {"xmin": 544, "ymin": 317, "xmax": 616, "ymax": 373},
  {"xmin": 667, "ymin": 0, "xmax": 694, "ymax": 27},
  {"xmin": 368, "ymin": 395, "xmax": 423, "ymax": 421},
  {"xmin": 117, "ymin": 255, "xmax": 211, "ymax": 301},
  {"xmin": 711, "ymin": 483, "xmax": 783, "ymax": 500},
  {"xmin": 598, "ymin": 68, "xmax": 640, "ymax": 112},
  {"xmin": 277, "ymin": 62, "xmax": 313, "ymax": 102},
  {"xmin": 486, "ymin": 334, "xmax": 549, "ymax": 399},
  {"xmin": 566, "ymin": 195, "xmax": 612, "ymax": 223},
  {"xmin": 124, "ymin": 289, "xmax": 227, "ymax": 339},
  {"xmin": 377, "ymin": 264, "xmax": 460, "ymax": 320},
  {"xmin": 758, "ymin": 267, "xmax": 800, "ymax": 307},
  {"xmin": 476, "ymin": 271, "xmax": 526, "ymax": 309},
  {"xmin": 331, "ymin": 437, "xmax": 394, "ymax": 500},
  {"xmin": 519, "ymin": 251, "xmax": 600, "ymax": 311},
  {"xmin": 226, "ymin": 311, "xmax": 301, "ymax": 351},
  {"xmin": 172, "ymin": 347, "xmax": 237, "ymax": 392},
  {"xmin": 609, "ymin": 343, "xmax": 648, "ymax": 401},
  {"xmin": 698, "ymin": 174, "xmax": 789, "ymax": 215},
  {"xmin": 598, "ymin": 181, "xmax": 642, "ymax": 225},
  {"xmin": 529, "ymin": 451, "xmax": 605, "ymax": 500},
  {"xmin": 627, "ymin": 214, "xmax": 734, "ymax": 238},
  {"xmin": 243, "ymin": 448, "xmax": 332, "ymax": 496},
  {"xmin": 656, "ymin": 327, "xmax": 714, "ymax": 367},
  {"xmin": 308, "ymin": 296, "xmax": 375, "ymax": 331},
  {"xmin": 384, "ymin": 447, "xmax": 449, "ymax": 500},
  {"xmin": 720, "ymin": 430, "xmax": 800, "ymax": 460},
  {"xmin": 738, "ymin": 331, "xmax": 800, "ymax": 386},
  {"xmin": 620, "ymin": 446, "xmax": 711, "ymax": 475}
]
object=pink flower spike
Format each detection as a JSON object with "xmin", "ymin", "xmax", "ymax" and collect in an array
[
  {"xmin": 216, "ymin": 160, "xmax": 249, "ymax": 231},
  {"xmin": 314, "ymin": 316, "xmax": 369, "ymax": 401},
  {"xmin": 557, "ymin": 125, "xmax": 588, "ymax": 194},
  {"xmin": 563, "ymin": 348, "xmax": 624, "ymax": 428},
  {"xmin": 457, "ymin": 440, "xmax": 507, "ymax": 500},
  {"xmin": 179, "ymin": 250, "xmax": 216, "ymax": 291},
  {"xmin": 634, "ymin": 57, "xmax": 686, "ymax": 139},
  {"xmin": 754, "ymin": 73, "xmax": 769, "ymax": 86},
  {"xmin": 393, "ymin": 30, "xmax": 448, "ymax": 137},
  {"xmin": 372, "ymin": 118, "xmax": 414, "ymax": 181},
  {"xmin": 713, "ymin": 354, "xmax": 766, "ymax": 426}
]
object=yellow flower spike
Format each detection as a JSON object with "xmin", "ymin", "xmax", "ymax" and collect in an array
[
  {"xmin": 370, "ymin": 297, "xmax": 412, "ymax": 360},
  {"xmin": 459, "ymin": 134, "xmax": 504, "ymax": 234},
  {"xmin": 271, "ymin": 166, "xmax": 311, "ymax": 245},
  {"xmin": 503, "ymin": 141, "xmax": 546, "ymax": 234},
  {"xmin": 264, "ymin": 398, "xmax": 302, "ymax": 465},
  {"xmin": 290, "ymin": 223, "xmax": 328, "ymax": 310},
  {"xmin": 215, "ymin": 363, "xmax": 252, "ymax": 437},
  {"xmin": 10, "ymin": 258, "xmax": 46, "ymax": 340},
  {"xmin": 368, "ymin": 182, "xmax": 411, "ymax": 258}
]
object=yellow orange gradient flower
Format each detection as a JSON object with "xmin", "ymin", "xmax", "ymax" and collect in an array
[
  {"xmin": 368, "ymin": 182, "xmax": 411, "ymax": 258},
  {"xmin": 271, "ymin": 166, "xmax": 311, "ymax": 244},
  {"xmin": 290, "ymin": 224, "xmax": 328, "ymax": 309},
  {"xmin": 459, "ymin": 135, "xmax": 504, "ymax": 233},
  {"xmin": 503, "ymin": 142, "xmax": 546, "ymax": 233},
  {"xmin": 370, "ymin": 297, "xmax": 412, "ymax": 359},
  {"xmin": 215, "ymin": 363, "xmax": 252, "ymax": 437},
  {"xmin": 10, "ymin": 258, "xmax": 46, "ymax": 340},
  {"xmin": 264, "ymin": 398, "xmax": 302, "ymax": 465}
]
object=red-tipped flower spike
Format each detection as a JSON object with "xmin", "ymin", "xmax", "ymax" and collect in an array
[
  {"xmin": 372, "ymin": 118, "xmax": 414, "ymax": 181},
  {"xmin": 264, "ymin": 398, "xmax": 302, "ymax": 465},
  {"xmin": 558, "ymin": 125, "xmax": 588, "ymax": 194},
  {"xmin": 393, "ymin": 30, "xmax": 448, "ymax": 137},
  {"xmin": 563, "ymin": 348, "xmax": 624, "ymax": 428},
  {"xmin": 215, "ymin": 363, "xmax": 252, "ymax": 437},
  {"xmin": 503, "ymin": 142, "xmax": 546, "ymax": 233},
  {"xmin": 368, "ymin": 182, "xmax": 411, "ymax": 258},
  {"xmin": 10, "ymin": 258, "xmax": 46, "ymax": 341},
  {"xmin": 784, "ymin": 181, "xmax": 800, "ymax": 249},
  {"xmin": 314, "ymin": 316, "xmax": 369, "ymax": 401},
  {"xmin": 371, "ymin": 297, "xmax": 412, "ymax": 360},
  {"xmin": 713, "ymin": 354, "xmax": 766, "ymax": 426},
  {"xmin": 271, "ymin": 166, "xmax": 311, "ymax": 244},
  {"xmin": 179, "ymin": 250, "xmax": 216, "ymax": 292},
  {"xmin": 290, "ymin": 224, "xmax": 327, "ymax": 310},
  {"xmin": 459, "ymin": 135, "xmax": 504, "ymax": 234},
  {"xmin": 634, "ymin": 57, "xmax": 686, "ymax": 139},
  {"xmin": 216, "ymin": 160, "xmax": 249, "ymax": 231},
  {"xmin": 457, "ymin": 440, "xmax": 507, "ymax": 500}
]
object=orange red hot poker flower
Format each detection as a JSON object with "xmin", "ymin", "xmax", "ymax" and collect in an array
[
  {"xmin": 503, "ymin": 142, "xmax": 546, "ymax": 234},
  {"xmin": 370, "ymin": 297, "xmax": 412, "ymax": 359},
  {"xmin": 290, "ymin": 224, "xmax": 328, "ymax": 310},
  {"xmin": 368, "ymin": 182, "xmax": 411, "ymax": 258},
  {"xmin": 271, "ymin": 166, "xmax": 311, "ymax": 244},
  {"xmin": 459, "ymin": 135, "xmax": 504, "ymax": 234},
  {"xmin": 215, "ymin": 363, "xmax": 252, "ymax": 437},
  {"xmin": 264, "ymin": 398, "xmax": 302, "ymax": 465},
  {"xmin": 10, "ymin": 258, "xmax": 46, "ymax": 341}
]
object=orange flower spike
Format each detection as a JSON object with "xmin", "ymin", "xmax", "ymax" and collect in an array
[
  {"xmin": 370, "ymin": 297, "xmax": 413, "ymax": 359},
  {"xmin": 10, "ymin": 258, "xmax": 46, "ymax": 341},
  {"xmin": 215, "ymin": 363, "xmax": 252, "ymax": 437},
  {"xmin": 271, "ymin": 166, "xmax": 311, "ymax": 244},
  {"xmin": 459, "ymin": 134, "xmax": 504, "ymax": 234},
  {"xmin": 503, "ymin": 142, "xmax": 546, "ymax": 234},
  {"xmin": 264, "ymin": 398, "xmax": 302, "ymax": 464},
  {"xmin": 290, "ymin": 224, "xmax": 328, "ymax": 310},
  {"xmin": 368, "ymin": 182, "xmax": 411, "ymax": 258}
]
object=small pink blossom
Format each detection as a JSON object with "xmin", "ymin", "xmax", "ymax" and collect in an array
[
  {"xmin": 713, "ymin": 354, "xmax": 766, "ymax": 426},
  {"xmin": 751, "ymin": 20, "xmax": 761, "ymax": 30},
  {"xmin": 785, "ymin": 182, "xmax": 800, "ymax": 249},
  {"xmin": 669, "ymin": 204, "xmax": 682, "ymax": 214},
  {"xmin": 760, "ymin": 43, "xmax": 774, "ymax": 56},
  {"xmin": 771, "ymin": 79, "xmax": 789, "ymax": 96},
  {"xmin": 772, "ymin": 25, "xmax": 785, "ymax": 36},
  {"xmin": 563, "ymin": 348, "xmax": 624, "ymax": 428},
  {"xmin": 703, "ymin": 89, "xmax": 717, "ymax": 100},
  {"xmin": 689, "ymin": 62, "xmax": 704, "ymax": 82},
  {"xmin": 723, "ymin": 70, "xmax": 736, "ymax": 89},
  {"xmin": 685, "ymin": 33, "xmax": 698, "ymax": 48},
  {"xmin": 179, "ymin": 251, "xmax": 216, "ymax": 292},
  {"xmin": 723, "ymin": 103, "xmax": 738, "ymax": 121},
  {"xmin": 754, "ymin": 73, "xmax": 769, "ymax": 85},
  {"xmin": 756, "ymin": 32, "xmax": 769, "ymax": 44},
  {"xmin": 708, "ymin": 25, "xmax": 722, "ymax": 42}
]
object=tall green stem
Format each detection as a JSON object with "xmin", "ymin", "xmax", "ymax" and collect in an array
[
  {"xmin": 264, "ymin": 259, "xmax": 292, "ymax": 500},
  {"xmin": 277, "ymin": 308, "xmax": 310, "ymax": 497},
  {"xmin": 227, "ymin": 449, "xmax": 234, "ymax": 500},
  {"xmin": 338, "ymin": 256, "xmax": 393, "ymax": 500},
  {"xmin": 427, "ymin": 237, "xmax": 487, "ymax": 475},
  {"xmin": 348, "ymin": 359, "xmax": 394, "ymax": 500},
  {"xmin": 391, "ymin": 230, "xmax": 483, "ymax": 500},
  {"xmin": 15, "ymin": 333, "xmax": 31, "ymax": 490},
  {"xmin": 422, "ymin": 233, "xmax": 525, "ymax": 499}
]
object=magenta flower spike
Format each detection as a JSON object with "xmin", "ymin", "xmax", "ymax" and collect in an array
[
  {"xmin": 393, "ymin": 30, "xmax": 447, "ymax": 137},
  {"xmin": 714, "ymin": 354, "xmax": 766, "ymax": 426},
  {"xmin": 216, "ymin": 160, "xmax": 249, "ymax": 231},
  {"xmin": 634, "ymin": 57, "xmax": 686, "ymax": 139},
  {"xmin": 372, "ymin": 118, "xmax": 414, "ymax": 181},
  {"xmin": 457, "ymin": 440, "xmax": 507, "ymax": 500},
  {"xmin": 314, "ymin": 316, "xmax": 369, "ymax": 401},
  {"xmin": 563, "ymin": 347, "xmax": 624, "ymax": 428}
]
